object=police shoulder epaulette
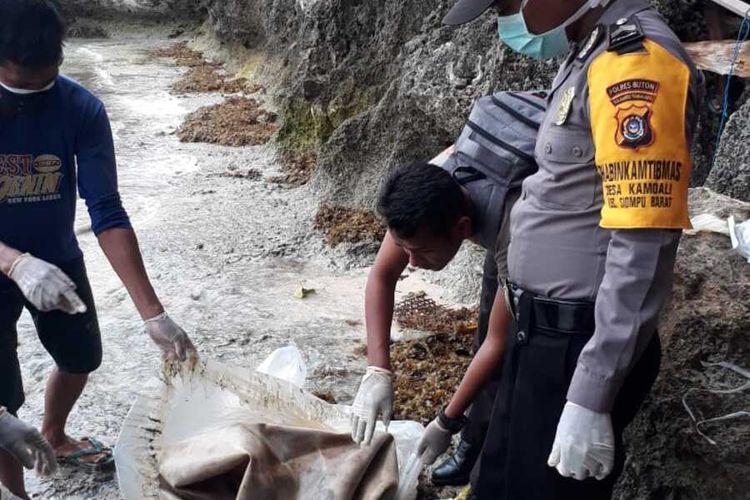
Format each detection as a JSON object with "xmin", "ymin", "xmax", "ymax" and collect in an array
[
  {"xmin": 607, "ymin": 15, "xmax": 645, "ymax": 55},
  {"xmin": 576, "ymin": 24, "xmax": 604, "ymax": 61}
]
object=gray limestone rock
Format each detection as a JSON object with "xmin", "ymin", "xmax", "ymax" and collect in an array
[
  {"xmin": 706, "ymin": 98, "xmax": 750, "ymax": 202},
  {"xmin": 309, "ymin": 5, "xmax": 555, "ymax": 208},
  {"xmin": 58, "ymin": 0, "xmax": 201, "ymax": 18},
  {"xmin": 614, "ymin": 188, "xmax": 750, "ymax": 500}
]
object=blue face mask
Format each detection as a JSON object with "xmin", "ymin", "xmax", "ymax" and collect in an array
[{"xmin": 497, "ymin": 0, "xmax": 592, "ymax": 60}]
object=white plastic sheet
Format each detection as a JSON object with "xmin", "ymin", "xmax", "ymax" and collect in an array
[
  {"xmin": 687, "ymin": 214, "xmax": 750, "ymax": 264},
  {"xmin": 256, "ymin": 345, "xmax": 308, "ymax": 387},
  {"xmin": 729, "ymin": 216, "xmax": 750, "ymax": 262},
  {"xmin": 687, "ymin": 213, "xmax": 730, "ymax": 235},
  {"xmin": 393, "ymin": 453, "xmax": 423, "ymax": 500}
]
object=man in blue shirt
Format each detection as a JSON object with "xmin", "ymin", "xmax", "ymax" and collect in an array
[{"xmin": 0, "ymin": 1, "xmax": 197, "ymax": 497}]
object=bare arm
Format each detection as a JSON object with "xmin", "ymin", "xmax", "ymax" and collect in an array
[
  {"xmin": 364, "ymin": 231, "xmax": 409, "ymax": 371},
  {"xmin": 97, "ymin": 227, "xmax": 163, "ymax": 320},
  {"xmin": 444, "ymin": 289, "xmax": 510, "ymax": 418},
  {"xmin": 0, "ymin": 241, "xmax": 22, "ymax": 275}
]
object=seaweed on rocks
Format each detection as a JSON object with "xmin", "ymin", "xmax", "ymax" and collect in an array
[
  {"xmin": 151, "ymin": 41, "xmax": 205, "ymax": 67},
  {"xmin": 270, "ymin": 151, "xmax": 318, "ymax": 187},
  {"xmin": 176, "ymin": 98, "xmax": 278, "ymax": 147},
  {"xmin": 152, "ymin": 41, "xmax": 262, "ymax": 95},
  {"xmin": 313, "ymin": 204, "xmax": 386, "ymax": 247},
  {"xmin": 171, "ymin": 66, "xmax": 260, "ymax": 95},
  {"xmin": 390, "ymin": 292, "xmax": 478, "ymax": 425}
]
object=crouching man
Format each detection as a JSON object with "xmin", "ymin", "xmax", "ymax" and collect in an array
[{"xmin": 350, "ymin": 90, "xmax": 544, "ymax": 488}]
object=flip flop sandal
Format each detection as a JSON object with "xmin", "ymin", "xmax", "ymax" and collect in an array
[{"xmin": 56, "ymin": 437, "xmax": 115, "ymax": 472}]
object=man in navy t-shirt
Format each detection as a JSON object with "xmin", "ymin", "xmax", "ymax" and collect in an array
[{"xmin": 0, "ymin": 1, "xmax": 197, "ymax": 497}]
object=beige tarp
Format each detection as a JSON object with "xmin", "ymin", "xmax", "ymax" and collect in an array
[
  {"xmin": 159, "ymin": 423, "xmax": 398, "ymax": 500},
  {"xmin": 115, "ymin": 359, "xmax": 421, "ymax": 500}
]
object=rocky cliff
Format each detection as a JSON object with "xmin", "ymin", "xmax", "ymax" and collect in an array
[
  {"xmin": 58, "ymin": 0, "xmax": 199, "ymax": 18},
  {"xmin": 61, "ymin": 0, "xmax": 745, "ymax": 202},
  {"xmin": 196, "ymin": 0, "xmax": 730, "ymax": 207},
  {"xmin": 707, "ymin": 95, "xmax": 750, "ymax": 202},
  {"xmin": 614, "ymin": 188, "xmax": 750, "ymax": 500}
]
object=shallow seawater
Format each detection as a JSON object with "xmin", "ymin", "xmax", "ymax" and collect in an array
[{"xmin": 13, "ymin": 30, "xmax": 454, "ymax": 499}]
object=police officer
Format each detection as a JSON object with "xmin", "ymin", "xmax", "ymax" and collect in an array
[{"xmin": 415, "ymin": 1, "xmax": 702, "ymax": 498}]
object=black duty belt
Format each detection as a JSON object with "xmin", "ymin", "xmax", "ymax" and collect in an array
[{"xmin": 505, "ymin": 282, "xmax": 596, "ymax": 339}]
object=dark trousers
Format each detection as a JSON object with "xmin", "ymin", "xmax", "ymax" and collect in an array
[
  {"xmin": 462, "ymin": 252, "xmax": 503, "ymax": 447},
  {"xmin": 473, "ymin": 288, "xmax": 662, "ymax": 500}
]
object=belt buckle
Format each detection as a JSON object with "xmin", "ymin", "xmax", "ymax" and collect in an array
[
  {"xmin": 506, "ymin": 282, "xmax": 530, "ymax": 345},
  {"xmin": 504, "ymin": 282, "xmax": 524, "ymax": 322}
]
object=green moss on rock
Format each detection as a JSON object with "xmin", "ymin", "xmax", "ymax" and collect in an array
[
  {"xmin": 277, "ymin": 100, "xmax": 335, "ymax": 155},
  {"xmin": 328, "ymin": 90, "xmax": 376, "ymax": 129},
  {"xmin": 277, "ymin": 90, "xmax": 376, "ymax": 155}
]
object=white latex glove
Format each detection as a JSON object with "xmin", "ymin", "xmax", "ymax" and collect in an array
[
  {"xmin": 7, "ymin": 253, "xmax": 86, "ymax": 314},
  {"xmin": 350, "ymin": 366, "xmax": 394, "ymax": 445},
  {"xmin": 547, "ymin": 401, "xmax": 615, "ymax": 481},
  {"xmin": 144, "ymin": 312, "xmax": 197, "ymax": 362},
  {"xmin": 0, "ymin": 408, "xmax": 57, "ymax": 476},
  {"xmin": 416, "ymin": 418, "xmax": 453, "ymax": 466}
]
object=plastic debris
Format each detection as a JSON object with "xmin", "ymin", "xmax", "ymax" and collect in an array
[
  {"xmin": 682, "ymin": 360, "xmax": 750, "ymax": 445},
  {"xmin": 293, "ymin": 286, "xmax": 317, "ymax": 299},
  {"xmin": 687, "ymin": 213, "xmax": 730, "ymax": 235},
  {"xmin": 686, "ymin": 214, "xmax": 750, "ymax": 263},
  {"xmin": 394, "ymin": 452, "xmax": 423, "ymax": 500},
  {"xmin": 256, "ymin": 345, "xmax": 307, "ymax": 387},
  {"xmin": 729, "ymin": 216, "xmax": 750, "ymax": 262},
  {"xmin": 455, "ymin": 486, "xmax": 473, "ymax": 500}
]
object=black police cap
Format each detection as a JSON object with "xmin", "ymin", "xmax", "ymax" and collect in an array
[{"xmin": 443, "ymin": 0, "xmax": 497, "ymax": 25}]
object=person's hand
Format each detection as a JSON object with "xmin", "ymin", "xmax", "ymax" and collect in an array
[
  {"xmin": 144, "ymin": 312, "xmax": 197, "ymax": 362},
  {"xmin": 416, "ymin": 418, "xmax": 453, "ymax": 465},
  {"xmin": 7, "ymin": 253, "xmax": 86, "ymax": 314},
  {"xmin": 0, "ymin": 408, "xmax": 57, "ymax": 476},
  {"xmin": 547, "ymin": 401, "xmax": 614, "ymax": 481},
  {"xmin": 350, "ymin": 366, "xmax": 394, "ymax": 445}
]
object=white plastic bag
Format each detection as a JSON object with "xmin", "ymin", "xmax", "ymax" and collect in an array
[
  {"xmin": 256, "ymin": 345, "xmax": 308, "ymax": 387},
  {"xmin": 332, "ymin": 409, "xmax": 424, "ymax": 500},
  {"xmin": 729, "ymin": 216, "xmax": 750, "ymax": 263},
  {"xmin": 688, "ymin": 213, "xmax": 730, "ymax": 235},
  {"xmin": 394, "ymin": 452, "xmax": 423, "ymax": 500}
]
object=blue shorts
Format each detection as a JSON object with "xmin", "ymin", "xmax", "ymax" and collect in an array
[{"xmin": 0, "ymin": 257, "xmax": 102, "ymax": 414}]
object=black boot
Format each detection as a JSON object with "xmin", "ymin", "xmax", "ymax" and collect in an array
[{"xmin": 430, "ymin": 439, "xmax": 480, "ymax": 487}]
